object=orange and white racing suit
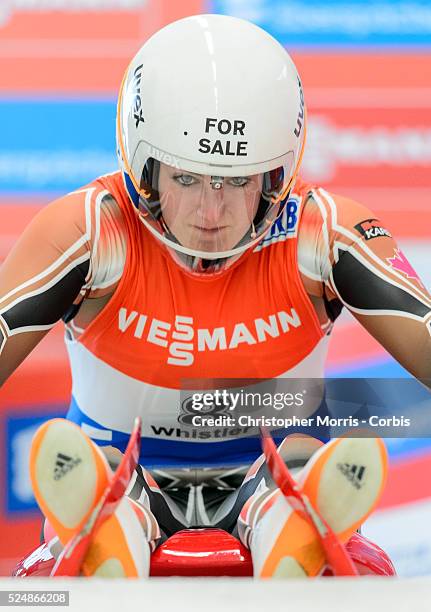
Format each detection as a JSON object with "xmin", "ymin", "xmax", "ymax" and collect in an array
[{"xmin": 1, "ymin": 172, "xmax": 430, "ymax": 549}]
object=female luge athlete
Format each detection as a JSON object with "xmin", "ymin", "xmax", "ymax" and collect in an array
[{"xmin": 1, "ymin": 14, "xmax": 430, "ymax": 577}]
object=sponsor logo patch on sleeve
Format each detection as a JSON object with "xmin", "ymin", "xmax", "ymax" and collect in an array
[{"xmin": 354, "ymin": 218, "xmax": 392, "ymax": 241}]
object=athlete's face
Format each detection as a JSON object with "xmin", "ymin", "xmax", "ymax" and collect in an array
[{"xmin": 158, "ymin": 163, "xmax": 263, "ymax": 253}]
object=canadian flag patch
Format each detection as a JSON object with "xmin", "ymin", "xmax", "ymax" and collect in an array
[{"xmin": 387, "ymin": 249, "xmax": 425, "ymax": 288}]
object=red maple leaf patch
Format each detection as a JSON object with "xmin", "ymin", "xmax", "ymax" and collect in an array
[{"xmin": 386, "ymin": 249, "xmax": 425, "ymax": 288}]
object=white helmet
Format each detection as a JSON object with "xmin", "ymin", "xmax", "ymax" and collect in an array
[{"xmin": 117, "ymin": 14, "xmax": 306, "ymax": 275}]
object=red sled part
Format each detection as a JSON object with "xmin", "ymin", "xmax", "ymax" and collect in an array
[
  {"xmin": 150, "ymin": 529, "xmax": 252, "ymax": 577},
  {"xmin": 12, "ymin": 528, "xmax": 395, "ymax": 578}
]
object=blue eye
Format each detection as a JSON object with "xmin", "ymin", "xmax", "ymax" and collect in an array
[
  {"xmin": 174, "ymin": 174, "xmax": 197, "ymax": 186},
  {"xmin": 229, "ymin": 177, "xmax": 249, "ymax": 187}
]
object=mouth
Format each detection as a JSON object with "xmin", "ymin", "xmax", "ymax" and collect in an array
[{"xmin": 193, "ymin": 226, "xmax": 227, "ymax": 233}]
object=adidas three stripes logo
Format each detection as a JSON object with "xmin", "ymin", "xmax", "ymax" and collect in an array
[
  {"xmin": 336, "ymin": 462, "xmax": 366, "ymax": 490},
  {"xmin": 53, "ymin": 452, "xmax": 82, "ymax": 481}
]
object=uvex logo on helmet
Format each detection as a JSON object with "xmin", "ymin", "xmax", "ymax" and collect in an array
[
  {"xmin": 294, "ymin": 77, "xmax": 305, "ymax": 138},
  {"xmin": 132, "ymin": 64, "xmax": 145, "ymax": 128}
]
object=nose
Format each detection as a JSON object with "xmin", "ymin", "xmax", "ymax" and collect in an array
[{"xmin": 197, "ymin": 182, "xmax": 225, "ymax": 227}]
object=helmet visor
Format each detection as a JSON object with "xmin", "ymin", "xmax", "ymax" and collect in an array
[{"xmin": 137, "ymin": 160, "xmax": 291, "ymax": 261}]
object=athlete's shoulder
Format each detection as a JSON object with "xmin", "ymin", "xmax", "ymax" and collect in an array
[
  {"xmin": 1, "ymin": 180, "xmax": 102, "ymax": 280},
  {"xmin": 26, "ymin": 175, "xmax": 117, "ymax": 242},
  {"xmin": 301, "ymin": 183, "xmax": 389, "ymax": 239},
  {"xmin": 85, "ymin": 173, "xmax": 129, "ymax": 295},
  {"xmin": 39, "ymin": 172, "xmax": 127, "ymax": 249},
  {"xmin": 297, "ymin": 180, "xmax": 394, "ymax": 298},
  {"xmin": 2, "ymin": 173, "xmax": 127, "ymax": 296}
]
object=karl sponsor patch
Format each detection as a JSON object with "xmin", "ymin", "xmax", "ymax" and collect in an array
[
  {"xmin": 387, "ymin": 248, "xmax": 425, "ymax": 288},
  {"xmin": 354, "ymin": 218, "xmax": 392, "ymax": 241}
]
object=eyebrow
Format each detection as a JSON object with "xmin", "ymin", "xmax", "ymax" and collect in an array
[{"xmin": 170, "ymin": 170, "xmax": 201, "ymax": 178}]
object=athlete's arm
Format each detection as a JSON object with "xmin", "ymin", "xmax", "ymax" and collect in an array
[
  {"xmin": 300, "ymin": 187, "xmax": 431, "ymax": 380},
  {"xmin": 0, "ymin": 190, "xmax": 94, "ymax": 386}
]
